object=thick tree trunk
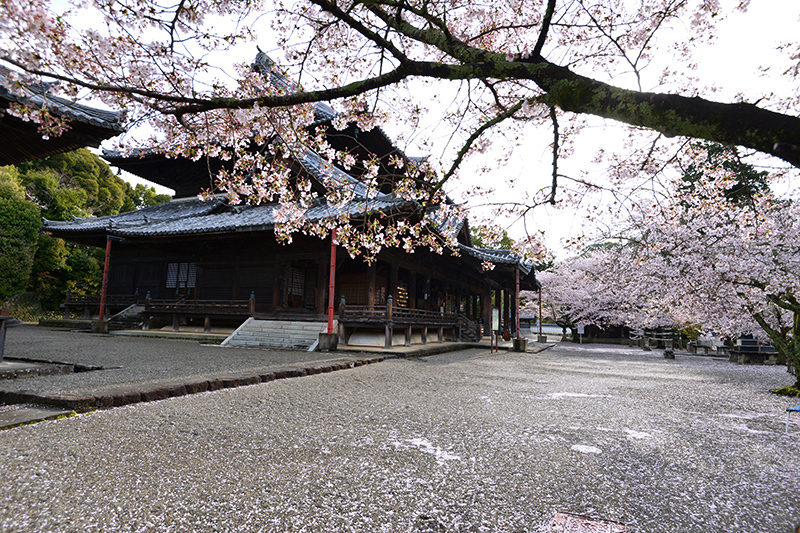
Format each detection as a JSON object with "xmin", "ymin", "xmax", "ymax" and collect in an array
[{"xmin": 753, "ymin": 310, "xmax": 800, "ymax": 387}]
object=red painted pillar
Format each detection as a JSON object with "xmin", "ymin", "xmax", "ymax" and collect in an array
[
  {"xmin": 98, "ymin": 236, "xmax": 112, "ymax": 322},
  {"xmin": 515, "ymin": 267, "xmax": 521, "ymax": 339},
  {"xmin": 327, "ymin": 228, "xmax": 337, "ymax": 334}
]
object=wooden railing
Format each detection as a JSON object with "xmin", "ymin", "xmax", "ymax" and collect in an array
[
  {"xmin": 143, "ymin": 293, "xmax": 255, "ymax": 333},
  {"xmin": 63, "ymin": 291, "xmax": 139, "ymax": 320},
  {"xmin": 340, "ymin": 304, "xmax": 459, "ymax": 327},
  {"xmin": 338, "ymin": 296, "xmax": 472, "ymax": 348}
]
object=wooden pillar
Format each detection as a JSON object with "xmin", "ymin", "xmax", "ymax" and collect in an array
[
  {"xmin": 98, "ymin": 236, "xmax": 112, "ymax": 322},
  {"xmin": 385, "ymin": 295, "xmax": 393, "ymax": 349},
  {"xmin": 409, "ymin": 272, "xmax": 417, "ymax": 309},
  {"xmin": 389, "ymin": 264, "xmax": 399, "ymax": 301},
  {"xmin": 483, "ymin": 284, "xmax": 492, "ymax": 337},
  {"xmin": 316, "ymin": 256, "xmax": 327, "ymax": 316},
  {"xmin": 367, "ymin": 262, "xmax": 377, "ymax": 307},
  {"xmin": 272, "ymin": 264, "xmax": 282, "ymax": 309},
  {"xmin": 503, "ymin": 289, "xmax": 510, "ymax": 333},
  {"xmin": 327, "ymin": 230, "xmax": 337, "ymax": 334},
  {"xmin": 424, "ymin": 276, "xmax": 431, "ymax": 311}
]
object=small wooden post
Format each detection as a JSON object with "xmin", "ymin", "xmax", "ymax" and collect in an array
[
  {"xmin": 385, "ymin": 295, "xmax": 393, "ymax": 349},
  {"xmin": 338, "ymin": 296, "xmax": 346, "ymax": 345},
  {"xmin": 204, "ymin": 315, "xmax": 211, "ymax": 334},
  {"xmin": 367, "ymin": 262, "xmax": 377, "ymax": 308},
  {"xmin": 143, "ymin": 291, "xmax": 151, "ymax": 331},
  {"xmin": 422, "ymin": 325, "xmax": 428, "ymax": 345},
  {"xmin": 483, "ymin": 284, "xmax": 492, "ymax": 337},
  {"xmin": 64, "ymin": 289, "xmax": 71, "ymax": 319},
  {"xmin": 249, "ymin": 290, "xmax": 256, "ymax": 315}
]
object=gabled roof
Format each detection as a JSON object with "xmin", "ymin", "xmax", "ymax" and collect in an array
[
  {"xmin": 43, "ymin": 192, "xmax": 412, "ymax": 240},
  {"xmin": 0, "ymin": 66, "xmax": 124, "ymax": 165},
  {"xmin": 251, "ymin": 50, "xmax": 421, "ymax": 180},
  {"xmin": 459, "ymin": 245, "xmax": 535, "ymax": 276},
  {"xmin": 42, "ymin": 196, "xmax": 225, "ymax": 235}
]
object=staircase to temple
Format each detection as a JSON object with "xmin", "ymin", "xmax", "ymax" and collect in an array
[
  {"xmin": 221, "ymin": 318, "xmax": 329, "ymax": 351},
  {"xmin": 459, "ymin": 315, "xmax": 482, "ymax": 342},
  {"xmin": 107, "ymin": 304, "xmax": 145, "ymax": 331}
]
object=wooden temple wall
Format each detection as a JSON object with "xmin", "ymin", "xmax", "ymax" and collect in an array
[{"xmin": 103, "ymin": 232, "xmax": 512, "ymax": 334}]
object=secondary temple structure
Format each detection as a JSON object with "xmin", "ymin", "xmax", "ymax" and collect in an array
[
  {"xmin": 43, "ymin": 53, "xmax": 538, "ymax": 349},
  {"xmin": 0, "ymin": 66, "xmax": 124, "ymax": 166}
]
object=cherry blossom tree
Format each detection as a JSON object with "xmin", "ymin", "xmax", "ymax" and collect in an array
[
  {"xmin": 3, "ymin": 0, "xmax": 800, "ymax": 258},
  {"xmin": 571, "ymin": 144, "xmax": 800, "ymax": 385},
  {"xmin": 533, "ymin": 251, "xmax": 676, "ymax": 341}
]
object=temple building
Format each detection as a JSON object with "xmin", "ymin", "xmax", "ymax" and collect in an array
[{"xmin": 43, "ymin": 53, "xmax": 538, "ymax": 349}]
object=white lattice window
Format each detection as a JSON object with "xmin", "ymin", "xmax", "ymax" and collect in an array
[{"xmin": 166, "ymin": 262, "xmax": 196, "ymax": 289}]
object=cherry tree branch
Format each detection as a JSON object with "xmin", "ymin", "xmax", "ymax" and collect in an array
[{"xmin": 549, "ymin": 105, "xmax": 559, "ymax": 204}]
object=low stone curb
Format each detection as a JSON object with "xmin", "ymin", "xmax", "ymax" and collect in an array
[
  {"xmin": 0, "ymin": 363, "xmax": 74, "ymax": 380},
  {"xmin": 0, "ymin": 354, "xmax": 395, "ymax": 413}
]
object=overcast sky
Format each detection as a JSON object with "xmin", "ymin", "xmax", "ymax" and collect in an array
[{"xmin": 89, "ymin": 0, "xmax": 800, "ymax": 257}]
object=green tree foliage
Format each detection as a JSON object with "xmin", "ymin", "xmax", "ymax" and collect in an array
[
  {"xmin": 127, "ymin": 182, "xmax": 172, "ymax": 209},
  {"xmin": 0, "ymin": 183, "xmax": 41, "ymax": 300},
  {"xmin": 19, "ymin": 149, "xmax": 129, "ymax": 217},
  {"xmin": 679, "ymin": 142, "xmax": 770, "ymax": 205},
  {"xmin": 2, "ymin": 149, "xmax": 170, "ymax": 310},
  {"xmin": 0, "ymin": 166, "xmax": 25, "ymax": 198},
  {"xmin": 471, "ymin": 224, "xmax": 515, "ymax": 249}
]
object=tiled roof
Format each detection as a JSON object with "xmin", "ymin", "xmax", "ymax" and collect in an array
[
  {"xmin": 459, "ymin": 245, "xmax": 535, "ymax": 275},
  {"xmin": 251, "ymin": 50, "xmax": 337, "ymax": 125},
  {"xmin": 43, "ymin": 194, "xmax": 411, "ymax": 238},
  {"xmin": 297, "ymin": 148, "xmax": 371, "ymax": 197},
  {"xmin": 42, "ymin": 196, "xmax": 224, "ymax": 234},
  {"xmin": 0, "ymin": 66, "xmax": 124, "ymax": 132},
  {"xmin": 250, "ymin": 51, "xmax": 421, "ymax": 165},
  {"xmin": 427, "ymin": 205, "xmax": 465, "ymax": 240}
]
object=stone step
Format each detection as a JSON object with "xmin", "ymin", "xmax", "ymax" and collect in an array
[{"xmin": 222, "ymin": 319, "xmax": 329, "ymax": 350}]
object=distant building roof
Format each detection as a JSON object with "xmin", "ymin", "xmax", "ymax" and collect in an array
[
  {"xmin": 458, "ymin": 246, "xmax": 535, "ymax": 276},
  {"xmin": 0, "ymin": 66, "xmax": 124, "ymax": 165}
]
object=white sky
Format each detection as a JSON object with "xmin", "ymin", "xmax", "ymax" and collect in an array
[
  {"xmin": 85, "ymin": 0, "xmax": 800, "ymax": 257},
  {"xmin": 447, "ymin": 0, "xmax": 800, "ymax": 256}
]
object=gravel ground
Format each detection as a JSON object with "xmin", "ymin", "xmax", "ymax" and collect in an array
[
  {"xmin": 1, "ymin": 334, "xmax": 799, "ymax": 532},
  {"xmin": 1, "ymin": 325, "xmax": 373, "ymax": 396}
]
